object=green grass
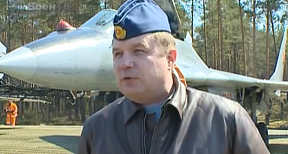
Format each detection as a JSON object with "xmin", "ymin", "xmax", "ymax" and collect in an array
[
  {"xmin": 0, "ymin": 125, "xmax": 287, "ymax": 154},
  {"xmin": 0, "ymin": 125, "xmax": 81, "ymax": 154}
]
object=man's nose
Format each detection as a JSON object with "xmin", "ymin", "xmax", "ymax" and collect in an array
[{"xmin": 119, "ymin": 53, "xmax": 134, "ymax": 69}]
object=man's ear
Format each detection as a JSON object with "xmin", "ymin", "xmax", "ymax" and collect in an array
[{"xmin": 167, "ymin": 49, "xmax": 177, "ymax": 69}]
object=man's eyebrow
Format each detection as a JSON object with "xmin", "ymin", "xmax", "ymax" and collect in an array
[
  {"xmin": 132, "ymin": 41, "xmax": 149, "ymax": 49},
  {"xmin": 112, "ymin": 41, "xmax": 149, "ymax": 54},
  {"xmin": 112, "ymin": 47, "xmax": 121, "ymax": 54}
]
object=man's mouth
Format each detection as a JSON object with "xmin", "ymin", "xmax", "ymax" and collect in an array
[
  {"xmin": 123, "ymin": 77, "xmax": 136, "ymax": 80},
  {"xmin": 123, "ymin": 77, "xmax": 132, "ymax": 80}
]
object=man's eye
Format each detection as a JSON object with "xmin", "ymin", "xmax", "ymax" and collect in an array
[
  {"xmin": 114, "ymin": 52, "xmax": 122, "ymax": 58},
  {"xmin": 135, "ymin": 49, "xmax": 145, "ymax": 53}
]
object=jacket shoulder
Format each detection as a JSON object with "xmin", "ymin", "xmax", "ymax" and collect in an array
[
  {"xmin": 85, "ymin": 96, "xmax": 125, "ymax": 126},
  {"xmin": 186, "ymin": 87, "xmax": 241, "ymax": 115},
  {"xmin": 78, "ymin": 96, "xmax": 125, "ymax": 151}
]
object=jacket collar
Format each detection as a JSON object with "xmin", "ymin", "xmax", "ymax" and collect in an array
[
  {"xmin": 165, "ymin": 71, "xmax": 187, "ymax": 119},
  {"xmin": 123, "ymin": 71, "xmax": 187, "ymax": 124}
]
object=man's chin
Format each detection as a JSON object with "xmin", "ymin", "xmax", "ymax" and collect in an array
[
  {"xmin": 122, "ymin": 89, "xmax": 141, "ymax": 95},
  {"xmin": 121, "ymin": 88, "xmax": 143, "ymax": 98}
]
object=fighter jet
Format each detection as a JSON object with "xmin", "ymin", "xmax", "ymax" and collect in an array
[{"xmin": 0, "ymin": 0, "xmax": 286, "ymax": 145}]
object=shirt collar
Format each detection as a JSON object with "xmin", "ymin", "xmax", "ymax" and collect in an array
[{"xmin": 123, "ymin": 71, "xmax": 187, "ymax": 124}]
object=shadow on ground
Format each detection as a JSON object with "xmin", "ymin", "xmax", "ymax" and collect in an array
[
  {"xmin": 268, "ymin": 134, "xmax": 288, "ymax": 154},
  {"xmin": 269, "ymin": 144, "xmax": 288, "ymax": 154},
  {"xmin": 0, "ymin": 127, "xmax": 23, "ymax": 130},
  {"xmin": 40, "ymin": 135, "xmax": 79, "ymax": 153}
]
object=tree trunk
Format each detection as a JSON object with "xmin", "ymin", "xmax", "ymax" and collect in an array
[
  {"xmin": 266, "ymin": 0, "xmax": 270, "ymax": 79},
  {"xmin": 203, "ymin": 0, "xmax": 207, "ymax": 63},
  {"xmin": 214, "ymin": 42, "xmax": 217, "ymax": 69},
  {"xmin": 252, "ymin": 0, "xmax": 256, "ymax": 77},
  {"xmin": 80, "ymin": 98, "xmax": 86, "ymax": 123},
  {"xmin": 89, "ymin": 98, "xmax": 93, "ymax": 116},
  {"xmin": 270, "ymin": 9, "xmax": 277, "ymax": 56},
  {"xmin": 239, "ymin": 0, "xmax": 246, "ymax": 75},
  {"xmin": 234, "ymin": 43, "xmax": 237, "ymax": 74},
  {"xmin": 191, "ymin": 0, "xmax": 194, "ymax": 43},
  {"xmin": 75, "ymin": 99, "xmax": 79, "ymax": 120},
  {"xmin": 74, "ymin": 0, "xmax": 79, "ymax": 27},
  {"xmin": 217, "ymin": 0, "xmax": 224, "ymax": 70},
  {"xmin": 228, "ymin": 44, "xmax": 231, "ymax": 72}
]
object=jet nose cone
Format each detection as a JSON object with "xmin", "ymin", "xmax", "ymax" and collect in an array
[{"xmin": 0, "ymin": 47, "xmax": 36, "ymax": 80}]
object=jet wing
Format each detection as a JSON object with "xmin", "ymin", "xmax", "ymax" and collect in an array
[
  {"xmin": 0, "ymin": 96, "xmax": 51, "ymax": 104},
  {"xmin": 181, "ymin": 66, "xmax": 288, "ymax": 91},
  {"xmin": 254, "ymin": 80, "xmax": 288, "ymax": 91}
]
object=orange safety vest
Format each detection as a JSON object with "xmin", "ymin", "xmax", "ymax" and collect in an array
[
  {"xmin": 174, "ymin": 64, "xmax": 187, "ymax": 87},
  {"xmin": 5, "ymin": 102, "xmax": 18, "ymax": 117}
]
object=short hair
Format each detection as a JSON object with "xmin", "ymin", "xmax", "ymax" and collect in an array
[{"xmin": 150, "ymin": 32, "xmax": 176, "ymax": 56}]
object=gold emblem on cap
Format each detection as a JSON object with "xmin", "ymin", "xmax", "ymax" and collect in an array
[{"xmin": 114, "ymin": 26, "xmax": 126, "ymax": 40}]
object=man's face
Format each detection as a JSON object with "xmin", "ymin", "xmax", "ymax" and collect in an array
[{"xmin": 112, "ymin": 34, "xmax": 176, "ymax": 103}]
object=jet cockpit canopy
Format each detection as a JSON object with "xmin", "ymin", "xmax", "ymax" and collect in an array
[{"xmin": 79, "ymin": 9, "xmax": 116, "ymax": 35}]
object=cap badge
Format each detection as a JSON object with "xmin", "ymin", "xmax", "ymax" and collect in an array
[{"xmin": 114, "ymin": 26, "xmax": 126, "ymax": 40}]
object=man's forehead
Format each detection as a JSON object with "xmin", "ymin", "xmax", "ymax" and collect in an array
[{"xmin": 113, "ymin": 34, "xmax": 151, "ymax": 48}]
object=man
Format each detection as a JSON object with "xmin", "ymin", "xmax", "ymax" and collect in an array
[
  {"xmin": 77, "ymin": 0, "xmax": 270, "ymax": 154},
  {"xmin": 4, "ymin": 100, "xmax": 18, "ymax": 126}
]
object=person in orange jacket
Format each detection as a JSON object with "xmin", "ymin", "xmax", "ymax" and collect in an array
[{"xmin": 4, "ymin": 100, "xmax": 18, "ymax": 126}]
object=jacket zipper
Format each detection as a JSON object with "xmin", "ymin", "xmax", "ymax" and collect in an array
[
  {"xmin": 148, "ymin": 109, "xmax": 165, "ymax": 154},
  {"xmin": 143, "ymin": 113, "xmax": 147, "ymax": 154}
]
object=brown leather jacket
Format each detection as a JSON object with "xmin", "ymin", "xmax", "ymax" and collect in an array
[{"xmin": 78, "ymin": 74, "xmax": 270, "ymax": 154}]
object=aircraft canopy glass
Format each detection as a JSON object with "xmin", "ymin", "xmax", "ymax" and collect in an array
[{"xmin": 79, "ymin": 9, "xmax": 116, "ymax": 35}]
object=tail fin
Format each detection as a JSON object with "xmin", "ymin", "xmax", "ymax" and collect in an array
[
  {"xmin": 184, "ymin": 31, "xmax": 193, "ymax": 46},
  {"xmin": 184, "ymin": 32, "xmax": 209, "ymax": 69},
  {"xmin": 0, "ymin": 42, "xmax": 6, "ymax": 56},
  {"xmin": 269, "ymin": 26, "xmax": 287, "ymax": 82},
  {"xmin": 0, "ymin": 42, "xmax": 6, "ymax": 79}
]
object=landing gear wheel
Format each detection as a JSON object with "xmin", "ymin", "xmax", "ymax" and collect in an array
[{"xmin": 256, "ymin": 122, "xmax": 269, "ymax": 147}]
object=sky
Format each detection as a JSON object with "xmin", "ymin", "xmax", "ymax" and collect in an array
[{"xmin": 177, "ymin": 0, "xmax": 201, "ymax": 27}]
